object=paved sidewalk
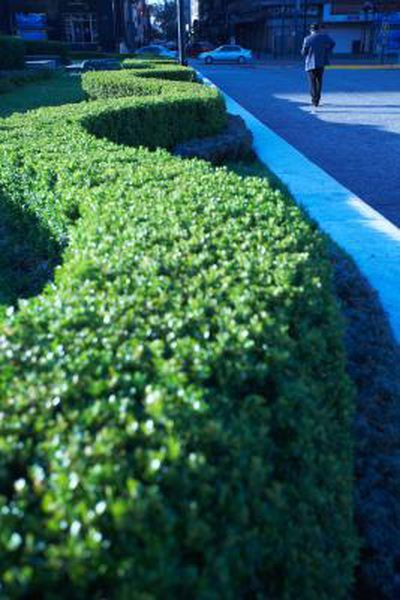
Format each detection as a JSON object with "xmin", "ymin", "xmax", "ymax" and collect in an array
[
  {"xmin": 198, "ymin": 63, "xmax": 400, "ymax": 227},
  {"xmin": 200, "ymin": 73, "xmax": 400, "ymax": 340}
]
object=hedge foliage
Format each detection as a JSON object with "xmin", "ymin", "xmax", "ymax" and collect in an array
[
  {"xmin": 121, "ymin": 59, "xmax": 165, "ymax": 70},
  {"xmin": 134, "ymin": 67, "xmax": 196, "ymax": 82},
  {"xmin": 130, "ymin": 54, "xmax": 176, "ymax": 63},
  {"xmin": 130, "ymin": 66, "xmax": 195, "ymax": 82},
  {"xmin": 0, "ymin": 64, "xmax": 357, "ymax": 598},
  {"xmin": 0, "ymin": 36, "xmax": 25, "ymax": 70},
  {"xmin": 82, "ymin": 68, "xmax": 197, "ymax": 100},
  {"xmin": 123, "ymin": 58, "xmax": 176, "ymax": 68}
]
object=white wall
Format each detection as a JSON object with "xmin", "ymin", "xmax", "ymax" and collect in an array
[{"xmin": 330, "ymin": 27, "xmax": 363, "ymax": 53}]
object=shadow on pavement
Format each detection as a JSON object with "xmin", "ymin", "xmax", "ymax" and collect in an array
[{"xmin": 202, "ymin": 66, "xmax": 400, "ymax": 227}]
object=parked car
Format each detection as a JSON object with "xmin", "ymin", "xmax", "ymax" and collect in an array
[
  {"xmin": 135, "ymin": 45, "xmax": 176, "ymax": 59},
  {"xmin": 66, "ymin": 59, "xmax": 121, "ymax": 74},
  {"xmin": 186, "ymin": 41, "xmax": 214, "ymax": 58},
  {"xmin": 199, "ymin": 45, "xmax": 252, "ymax": 64}
]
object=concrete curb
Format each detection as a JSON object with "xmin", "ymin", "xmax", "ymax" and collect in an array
[{"xmin": 200, "ymin": 73, "xmax": 400, "ymax": 342}]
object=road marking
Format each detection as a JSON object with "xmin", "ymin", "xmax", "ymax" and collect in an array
[{"xmin": 200, "ymin": 74, "xmax": 400, "ymax": 342}]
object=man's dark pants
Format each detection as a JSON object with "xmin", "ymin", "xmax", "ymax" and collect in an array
[{"xmin": 307, "ymin": 67, "xmax": 324, "ymax": 106}]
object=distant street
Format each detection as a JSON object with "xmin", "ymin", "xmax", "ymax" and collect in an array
[{"xmin": 197, "ymin": 62, "xmax": 400, "ymax": 228}]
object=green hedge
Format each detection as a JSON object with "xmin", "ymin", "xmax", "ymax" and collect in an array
[
  {"xmin": 123, "ymin": 58, "xmax": 177, "ymax": 69},
  {"xmin": 122, "ymin": 61, "xmax": 195, "ymax": 82},
  {"xmin": 0, "ymin": 36, "xmax": 25, "ymax": 70},
  {"xmin": 0, "ymin": 70, "xmax": 357, "ymax": 597},
  {"xmin": 130, "ymin": 54, "xmax": 175, "ymax": 63},
  {"xmin": 121, "ymin": 60, "xmax": 158, "ymax": 70},
  {"xmin": 134, "ymin": 67, "xmax": 196, "ymax": 82},
  {"xmin": 24, "ymin": 39, "xmax": 69, "ymax": 64},
  {"xmin": 82, "ymin": 93, "xmax": 226, "ymax": 149},
  {"xmin": 82, "ymin": 69, "xmax": 197, "ymax": 100}
]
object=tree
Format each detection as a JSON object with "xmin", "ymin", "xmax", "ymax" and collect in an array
[{"xmin": 151, "ymin": 0, "xmax": 177, "ymax": 41}]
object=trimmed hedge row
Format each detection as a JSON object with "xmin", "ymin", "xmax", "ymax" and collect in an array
[
  {"xmin": 133, "ymin": 67, "xmax": 196, "ymax": 82},
  {"xmin": 0, "ymin": 36, "xmax": 25, "ymax": 70},
  {"xmin": 83, "ymin": 97, "xmax": 226, "ymax": 150},
  {"xmin": 123, "ymin": 58, "xmax": 176, "ymax": 68},
  {"xmin": 0, "ymin": 67, "xmax": 357, "ymax": 597},
  {"xmin": 121, "ymin": 60, "xmax": 167, "ymax": 70},
  {"xmin": 130, "ymin": 55, "xmax": 176, "ymax": 63},
  {"xmin": 82, "ymin": 69, "xmax": 197, "ymax": 100}
]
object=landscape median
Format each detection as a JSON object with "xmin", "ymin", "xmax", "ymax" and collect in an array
[{"xmin": 0, "ymin": 65, "xmax": 357, "ymax": 597}]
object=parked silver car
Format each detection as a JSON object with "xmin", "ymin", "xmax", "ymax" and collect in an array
[{"xmin": 199, "ymin": 45, "xmax": 252, "ymax": 64}]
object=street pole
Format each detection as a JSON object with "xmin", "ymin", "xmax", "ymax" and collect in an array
[
  {"xmin": 176, "ymin": 0, "xmax": 186, "ymax": 65},
  {"xmin": 294, "ymin": 0, "xmax": 301, "ymax": 56},
  {"xmin": 303, "ymin": 0, "xmax": 308, "ymax": 38}
]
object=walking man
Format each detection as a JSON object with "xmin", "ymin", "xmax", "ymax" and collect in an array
[{"xmin": 302, "ymin": 23, "xmax": 335, "ymax": 110}]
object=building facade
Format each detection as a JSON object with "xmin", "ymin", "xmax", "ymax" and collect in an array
[
  {"xmin": 198, "ymin": 0, "xmax": 400, "ymax": 56},
  {"xmin": 121, "ymin": 0, "xmax": 151, "ymax": 49},
  {"xmin": 323, "ymin": 1, "xmax": 400, "ymax": 54},
  {"xmin": 0, "ymin": 0, "xmax": 150, "ymax": 51},
  {"xmin": 198, "ymin": 0, "xmax": 230, "ymax": 43}
]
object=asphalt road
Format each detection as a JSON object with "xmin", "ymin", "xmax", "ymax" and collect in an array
[{"xmin": 197, "ymin": 62, "xmax": 400, "ymax": 228}]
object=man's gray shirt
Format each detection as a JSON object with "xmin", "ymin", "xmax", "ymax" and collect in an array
[{"xmin": 301, "ymin": 32, "xmax": 335, "ymax": 71}]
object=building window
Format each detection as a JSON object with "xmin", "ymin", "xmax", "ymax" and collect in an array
[
  {"xmin": 64, "ymin": 14, "xmax": 98, "ymax": 44},
  {"xmin": 15, "ymin": 13, "xmax": 48, "ymax": 40}
]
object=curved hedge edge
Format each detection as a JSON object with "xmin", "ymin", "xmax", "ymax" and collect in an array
[
  {"xmin": 77, "ymin": 82, "xmax": 227, "ymax": 148},
  {"xmin": 133, "ymin": 67, "xmax": 196, "ymax": 82},
  {"xmin": 331, "ymin": 244, "xmax": 400, "ymax": 600},
  {"xmin": 81, "ymin": 68, "xmax": 197, "ymax": 101},
  {"xmin": 126, "ymin": 55, "xmax": 176, "ymax": 64},
  {"xmin": 0, "ymin": 72, "xmax": 357, "ymax": 599},
  {"xmin": 81, "ymin": 70, "xmax": 166, "ymax": 99},
  {"xmin": 122, "ymin": 59, "xmax": 179, "ymax": 70}
]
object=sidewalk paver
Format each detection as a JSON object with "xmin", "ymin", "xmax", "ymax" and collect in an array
[
  {"xmin": 198, "ymin": 63, "xmax": 400, "ymax": 228},
  {"xmin": 199, "ymin": 72, "xmax": 400, "ymax": 341}
]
